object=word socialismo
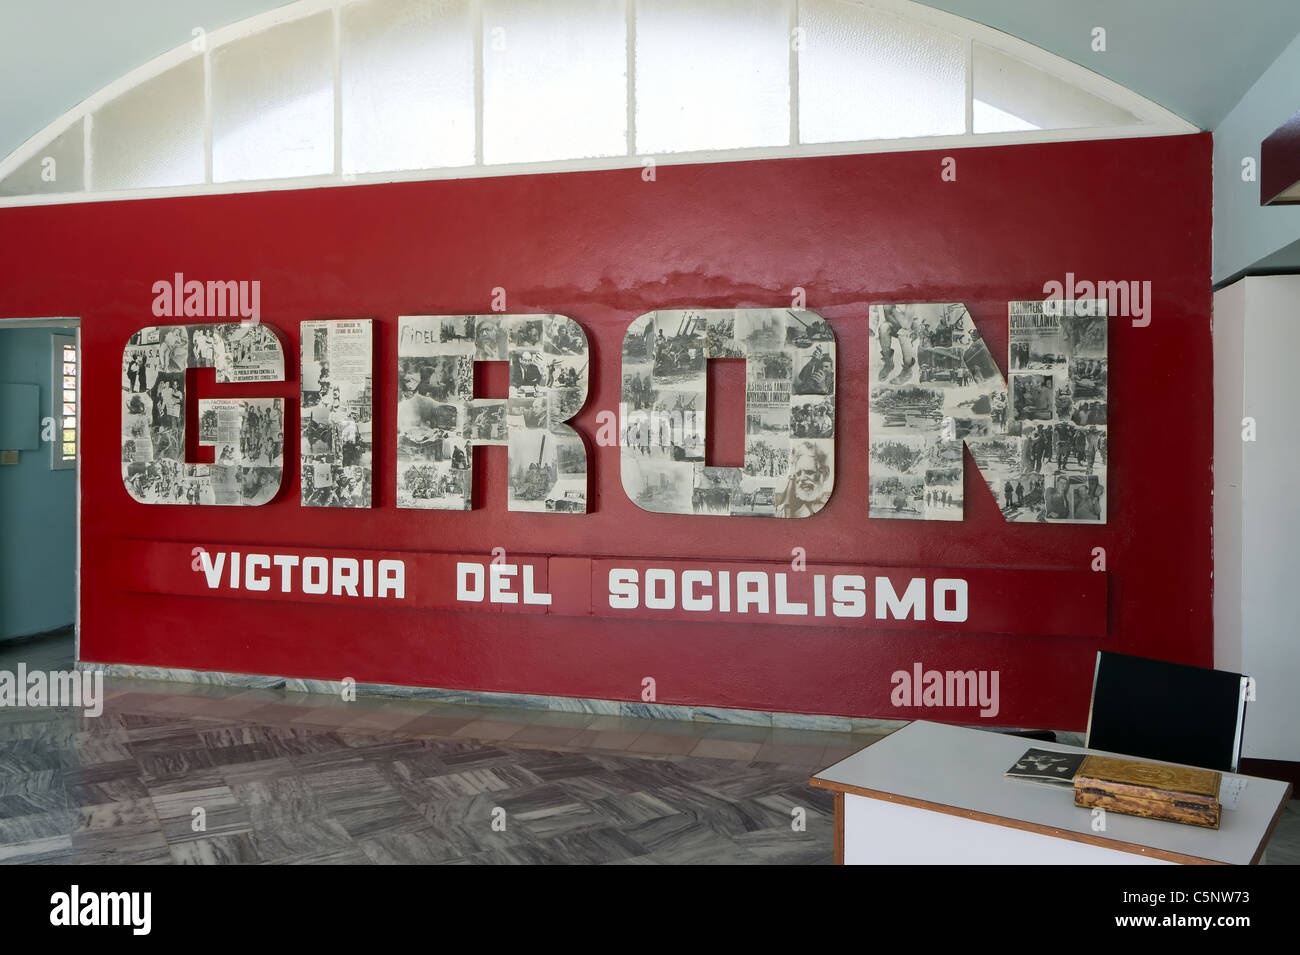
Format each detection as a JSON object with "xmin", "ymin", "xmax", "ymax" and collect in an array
[{"xmin": 122, "ymin": 301, "xmax": 1110, "ymax": 524}]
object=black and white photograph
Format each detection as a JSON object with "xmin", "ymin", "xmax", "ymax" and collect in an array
[
  {"xmin": 620, "ymin": 308, "xmax": 836, "ymax": 519},
  {"xmin": 1004, "ymin": 749, "xmax": 1088, "ymax": 786},
  {"xmin": 651, "ymin": 312, "xmax": 707, "ymax": 385},
  {"xmin": 651, "ymin": 389, "xmax": 704, "ymax": 461},
  {"xmin": 506, "ymin": 317, "xmax": 543, "ymax": 350},
  {"xmin": 743, "ymin": 435, "xmax": 789, "ymax": 481},
  {"xmin": 1060, "ymin": 307, "xmax": 1109, "ymax": 359},
  {"xmin": 773, "ymin": 439, "xmax": 833, "ymax": 517},
  {"xmin": 1009, "ymin": 301, "xmax": 1065, "ymax": 369},
  {"xmin": 792, "ymin": 345, "xmax": 834, "ymax": 395},
  {"xmin": 923, "ymin": 466, "xmax": 963, "ymax": 520},
  {"xmin": 1011, "ymin": 373, "xmax": 1055, "ymax": 421},
  {"xmin": 1068, "ymin": 356, "xmax": 1108, "ymax": 399},
  {"xmin": 544, "ymin": 314, "xmax": 587, "ymax": 356},
  {"xmin": 692, "ymin": 467, "xmax": 741, "ymax": 515},
  {"xmin": 301, "ymin": 319, "xmax": 373, "ymax": 508},
  {"xmin": 1072, "ymin": 473, "xmax": 1107, "ymax": 522},
  {"xmin": 871, "ymin": 304, "xmax": 920, "ymax": 385},
  {"xmin": 622, "ymin": 455, "xmax": 695, "ymax": 515},
  {"xmin": 464, "ymin": 400, "xmax": 508, "ymax": 443},
  {"xmin": 546, "ymin": 431, "xmax": 588, "ymax": 512},
  {"xmin": 214, "ymin": 322, "xmax": 285, "ymax": 383},
  {"xmin": 1070, "ymin": 399, "xmax": 1107, "ymax": 425},
  {"xmin": 961, "ymin": 339, "xmax": 1001, "ymax": 384},
  {"xmin": 120, "ymin": 324, "xmax": 286, "ymax": 507},
  {"xmin": 508, "ymin": 394, "xmax": 549, "ymax": 429},
  {"xmin": 868, "ymin": 383, "xmax": 943, "ymax": 434},
  {"xmin": 438, "ymin": 314, "xmax": 475, "ymax": 347},
  {"xmin": 189, "ymin": 324, "xmax": 221, "ymax": 368},
  {"xmin": 548, "ymin": 387, "xmax": 585, "ymax": 428},
  {"xmin": 123, "ymin": 458, "xmax": 184, "ymax": 505},
  {"xmin": 396, "ymin": 314, "xmax": 589, "ymax": 513},
  {"xmin": 705, "ymin": 311, "xmax": 745, "ymax": 358},
  {"xmin": 949, "ymin": 388, "xmax": 1007, "ymax": 431},
  {"xmin": 622, "ymin": 364, "xmax": 654, "ymax": 412},
  {"xmin": 967, "ymin": 436, "xmax": 1044, "ymax": 523},
  {"xmin": 397, "ymin": 316, "xmax": 468, "ymax": 509},
  {"xmin": 785, "ymin": 310, "xmax": 834, "ymax": 349},
  {"xmin": 734, "ymin": 309, "xmax": 783, "ymax": 352},
  {"xmin": 397, "ymin": 461, "xmax": 470, "ymax": 510},
  {"xmin": 869, "ymin": 301, "xmax": 1108, "ymax": 524},
  {"xmin": 507, "ymin": 428, "xmax": 560, "ymax": 512},
  {"xmin": 122, "ymin": 392, "xmax": 151, "ymax": 439},
  {"xmin": 474, "ymin": 314, "xmax": 507, "ymax": 360},
  {"xmin": 790, "ymin": 395, "xmax": 833, "ymax": 438},
  {"xmin": 869, "ymin": 473, "xmax": 925, "ymax": 519},
  {"xmin": 237, "ymin": 466, "xmax": 281, "ymax": 506},
  {"xmin": 869, "ymin": 436, "xmax": 926, "ymax": 477}
]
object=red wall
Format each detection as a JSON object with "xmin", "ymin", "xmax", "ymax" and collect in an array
[{"xmin": 0, "ymin": 133, "xmax": 1213, "ymax": 729}]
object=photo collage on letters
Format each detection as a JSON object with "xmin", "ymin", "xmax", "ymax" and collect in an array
[
  {"xmin": 122, "ymin": 323, "xmax": 285, "ymax": 506},
  {"xmin": 867, "ymin": 300, "xmax": 1107, "ymax": 523},
  {"xmin": 300, "ymin": 319, "xmax": 373, "ymax": 508},
  {"xmin": 620, "ymin": 308, "xmax": 836, "ymax": 518},
  {"xmin": 396, "ymin": 314, "xmax": 589, "ymax": 512}
]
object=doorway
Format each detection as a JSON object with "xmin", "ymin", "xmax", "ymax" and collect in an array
[{"xmin": 0, "ymin": 317, "xmax": 79, "ymax": 671}]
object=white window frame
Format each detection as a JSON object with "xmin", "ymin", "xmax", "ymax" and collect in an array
[
  {"xmin": 51, "ymin": 332, "xmax": 78, "ymax": 470},
  {"xmin": 0, "ymin": 0, "xmax": 1197, "ymax": 208}
]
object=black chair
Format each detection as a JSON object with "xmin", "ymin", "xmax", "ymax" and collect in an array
[{"xmin": 1084, "ymin": 651, "xmax": 1249, "ymax": 773}]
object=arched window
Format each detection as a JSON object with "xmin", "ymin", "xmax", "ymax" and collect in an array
[{"xmin": 0, "ymin": 0, "xmax": 1194, "ymax": 203}]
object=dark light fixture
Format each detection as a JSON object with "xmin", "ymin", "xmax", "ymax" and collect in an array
[{"xmin": 1261, "ymin": 108, "xmax": 1300, "ymax": 205}]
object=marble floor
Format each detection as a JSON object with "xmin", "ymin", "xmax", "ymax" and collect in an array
[{"xmin": 0, "ymin": 630, "xmax": 1295, "ymax": 865}]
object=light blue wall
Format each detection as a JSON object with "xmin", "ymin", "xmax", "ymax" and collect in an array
[
  {"xmin": 1213, "ymin": 30, "xmax": 1300, "ymax": 285},
  {"xmin": 0, "ymin": 329, "xmax": 76, "ymax": 639},
  {"xmin": 927, "ymin": 0, "xmax": 1300, "ymax": 129}
]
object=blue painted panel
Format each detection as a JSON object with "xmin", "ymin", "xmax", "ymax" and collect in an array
[
  {"xmin": 0, "ymin": 382, "xmax": 40, "ymax": 449},
  {"xmin": 0, "ymin": 330, "xmax": 76, "ymax": 639}
]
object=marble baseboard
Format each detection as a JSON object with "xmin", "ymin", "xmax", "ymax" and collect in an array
[{"xmin": 73, "ymin": 660, "xmax": 908, "ymax": 735}]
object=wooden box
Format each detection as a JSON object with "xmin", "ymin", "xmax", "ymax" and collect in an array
[{"xmin": 1073, "ymin": 755, "xmax": 1222, "ymax": 829}]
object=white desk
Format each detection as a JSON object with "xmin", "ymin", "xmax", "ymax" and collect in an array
[{"xmin": 810, "ymin": 720, "xmax": 1293, "ymax": 865}]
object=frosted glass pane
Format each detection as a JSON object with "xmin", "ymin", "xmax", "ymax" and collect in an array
[
  {"xmin": 92, "ymin": 57, "xmax": 205, "ymax": 190},
  {"xmin": 212, "ymin": 13, "xmax": 335, "ymax": 182},
  {"xmin": 799, "ymin": 0, "xmax": 964, "ymax": 143},
  {"xmin": 482, "ymin": 0, "xmax": 627, "ymax": 164},
  {"xmin": 0, "ymin": 120, "xmax": 84, "ymax": 196},
  {"xmin": 342, "ymin": 0, "xmax": 475, "ymax": 173},
  {"xmin": 973, "ymin": 100, "xmax": 1036, "ymax": 132},
  {"xmin": 973, "ymin": 44, "xmax": 1137, "ymax": 133},
  {"xmin": 636, "ymin": 0, "xmax": 789, "ymax": 153}
]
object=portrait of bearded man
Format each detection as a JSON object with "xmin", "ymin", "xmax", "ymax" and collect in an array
[{"xmin": 774, "ymin": 441, "xmax": 832, "ymax": 518}]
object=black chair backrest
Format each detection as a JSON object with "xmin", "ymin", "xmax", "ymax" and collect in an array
[{"xmin": 1085, "ymin": 651, "xmax": 1248, "ymax": 773}]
